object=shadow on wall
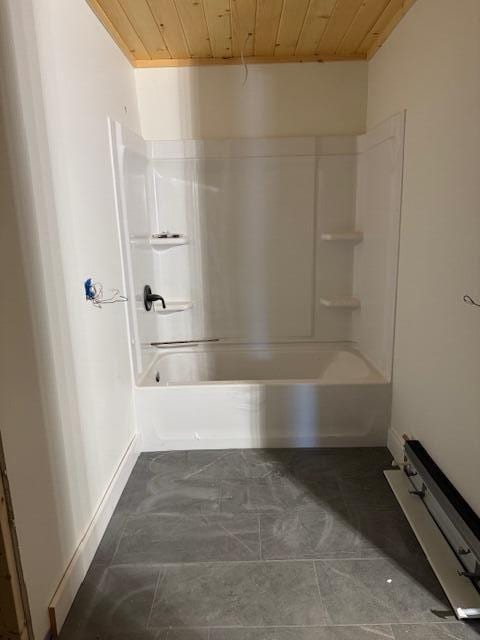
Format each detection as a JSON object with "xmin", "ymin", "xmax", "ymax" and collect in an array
[{"xmin": 139, "ymin": 61, "xmax": 368, "ymax": 140}]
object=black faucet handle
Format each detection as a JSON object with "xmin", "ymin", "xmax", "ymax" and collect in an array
[{"xmin": 144, "ymin": 285, "xmax": 166, "ymax": 311}]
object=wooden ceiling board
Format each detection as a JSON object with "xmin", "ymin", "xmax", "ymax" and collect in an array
[
  {"xmin": 295, "ymin": 0, "xmax": 336, "ymax": 56},
  {"xmin": 117, "ymin": 0, "xmax": 170, "ymax": 58},
  {"xmin": 363, "ymin": 0, "xmax": 417, "ymax": 57},
  {"xmin": 146, "ymin": 0, "xmax": 190, "ymax": 58},
  {"xmin": 86, "ymin": 0, "xmax": 418, "ymax": 66},
  {"xmin": 317, "ymin": 0, "xmax": 365, "ymax": 54},
  {"xmin": 274, "ymin": 0, "xmax": 310, "ymax": 57},
  {"xmin": 203, "ymin": 0, "xmax": 233, "ymax": 58},
  {"xmin": 175, "ymin": 0, "xmax": 212, "ymax": 58},
  {"xmin": 230, "ymin": 0, "xmax": 256, "ymax": 57},
  {"xmin": 356, "ymin": 0, "xmax": 401, "ymax": 54},
  {"xmin": 254, "ymin": 0, "xmax": 283, "ymax": 56},
  {"xmin": 337, "ymin": 0, "xmax": 391, "ymax": 55}
]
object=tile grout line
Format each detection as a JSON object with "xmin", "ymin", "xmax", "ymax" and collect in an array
[
  {"xmin": 146, "ymin": 567, "xmax": 167, "ymax": 631},
  {"xmin": 257, "ymin": 514, "xmax": 262, "ymax": 560},
  {"xmin": 312, "ymin": 560, "xmax": 332, "ymax": 626},
  {"xmin": 110, "ymin": 508, "xmax": 402, "ymax": 523},
  {"xmin": 108, "ymin": 557, "xmax": 399, "ymax": 568},
  {"xmin": 148, "ymin": 622, "xmax": 469, "ymax": 630}
]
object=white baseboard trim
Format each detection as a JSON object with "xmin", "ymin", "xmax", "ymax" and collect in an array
[
  {"xmin": 48, "ymin": 433, "xmax": 139, "ymax": 637},
  {"xmin": 387, "ymin": 426, "xmax": 405, "ymax": 464}
]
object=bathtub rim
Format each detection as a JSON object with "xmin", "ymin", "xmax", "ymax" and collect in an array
[{"xmin": 137, "ymin": 340, "xmax": 387, "ymax": 388}]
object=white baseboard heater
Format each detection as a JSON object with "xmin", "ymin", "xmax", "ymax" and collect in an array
[{"xmin": 385, "ymin": 439, "xmax": 480, "ymax": 620}]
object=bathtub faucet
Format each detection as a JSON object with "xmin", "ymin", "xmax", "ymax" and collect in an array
[{"xmin": 144, "ymin": 285, "xmax": 166, "ymax": 311}]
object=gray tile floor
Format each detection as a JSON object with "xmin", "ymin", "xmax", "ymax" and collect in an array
[{"xmin": 60, "ymin": 448, "xmax": 480, "ymax": 640}]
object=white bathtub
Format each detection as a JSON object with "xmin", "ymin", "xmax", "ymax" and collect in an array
[{"xmin": 135, "ymin": 343, "xmax": 391, "ymax": 450}]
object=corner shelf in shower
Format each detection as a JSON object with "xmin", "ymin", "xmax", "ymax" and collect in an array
[
  {"xmin": 130, "ymin": 236, "xmax": 188, "ymax": 250},
  {"xmin": 319, "ymin": 297, "xmax": 360, "ymax": 309},
  {"xmin": 320, "ymin": 232, "xmax": 363, "ymax": 243},
  {"xmin": 153, "ymin": 300, "xmax": 193, "ymax": 314}
]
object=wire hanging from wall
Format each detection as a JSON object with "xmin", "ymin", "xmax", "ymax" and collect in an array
[
  {"xmin": 463, "ymin": 294, "xmax": 480, "ymax": 308},
  {"xmin": 84, "ymin": 278, "xmax": 127, "ymax": 309},
  {"xmin": 240, "ymin": 32, "xmax": 251, "ymax": 86}
]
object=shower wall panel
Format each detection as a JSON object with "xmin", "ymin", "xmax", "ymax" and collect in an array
[{"xmin": 152, "ymin": 138, "xmax": 317, "ymax": 342}]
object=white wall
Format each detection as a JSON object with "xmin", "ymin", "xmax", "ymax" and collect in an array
[
  {"xmin": 0, "ymin": 1, "xmax": 140, "ymax": 637},
  {"xmin": 367, "ymin": 0, "xmax": 480, "ymax": 515},
  {"xmin": 136, "ymin": 62, "xmax": 367, "ymax": 140}
]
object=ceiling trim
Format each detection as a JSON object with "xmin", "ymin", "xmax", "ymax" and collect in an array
[{"xmin": 135, "ymin": 53, "xmax": 366, "ymax": 68}]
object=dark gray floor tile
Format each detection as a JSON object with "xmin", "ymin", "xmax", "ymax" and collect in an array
[
  {"xmin": 339, "ymin": 475, "xmax": 399, "ymax": 509},
  {"xmin": 149, "ymin": 561, "xmax": 326, "ymax": 628},
  {"xmin": 315, "ymin": 558, "xmax": 452, "ymax": 625},
  {"xmin": 259, "ymin": 489, "xmax": 420, "ymax": 561},
  {"xmin": 221, "ymin": 475, "xmax": 340, "ymax": 514},
  {"xmin": 92, "ymin": 513, "xmax": 128, "ymax": 565},
  {"xmin": 210, "ymin": 629, "xmax": 275, "ymax": 640},
  {"xmin": 146, "ymin": 450, "xmax": 228, "ymax": 480},
  {"xmin": 237, "ymin": 450, "xmax": 292, "ymax": 479},
  {"xmin": 59, "ymin": 564, "xmax": 159, "ymax": 640},
  {"xmin": 273, "ymin": 626, "xmax": 394, "ymax": 639},
  {"xmin": 211, "ymin": 627, "xmax": 395, "ymax": 640},
  {"xmin": 392, "ymin": 622, "xmax": 480, "ymax": 639},
  {"xmin": 130, "ymin": 478, "xmax": 222, "ymax": 515},
  {"xmin": 349, "ymin": 507, "xmax": 425, "ymax": 561},
  {"xmin": 114, "ymin": 513, "xmax": 260, "ymax": 563},
  {"xmin": 109, "ymin": 632, "xmax": 162, "ymax": 640},
  {"xmin": 115, "ymin": 458, "xmax": 155, "ymax": 514},
  {"xmin": 260, "ymin": 505, "xmax": 360, "ymax": 560},
  {"xmin": 114, "ymin": 455, "xmax": 222, "ymax": 516},
  {"xmin": 165, "ymin": 628, "xmax": 210, "ymax": 640},
  {"xmin": 186, "ymin": 450, "xmax": 286, "ymax": 480},
  {"xmin": 145, "ymin": 450, "xmax": 216, "ymax": 481},
  {"xmin": 286, "ymin": 450, "xmax": 343, "ymax": 480},
  {"xmin": 286, "ymin": 448, "xmax": 392, "ymax": 479},
  {"xmin": 146, "ymin": 450, "xmax": 289, "ymax": 482},
  {"xmin": 330, "ymin": 448, "xmax": 394, "ymax": 479}
]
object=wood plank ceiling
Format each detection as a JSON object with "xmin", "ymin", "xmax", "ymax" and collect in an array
[{"xmin": 87, "ymin": 0, "xmax": 417, "ymax": 67}]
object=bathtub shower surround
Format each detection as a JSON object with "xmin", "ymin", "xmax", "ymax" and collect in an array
[{"xmin": 111, "ymin": 113, "xmax": 405, "ymax": 450}]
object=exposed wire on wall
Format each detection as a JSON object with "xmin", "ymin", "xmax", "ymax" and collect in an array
[
  {"xmin": 463, "ymin": 294, "xmax": 480, "ymax": 308},
  {"xmin": 240, "ymin": 32, "xmax": 251, "ymax": 86},
  {"xmin": 84, "ymin": 278, "xmax": 127, "ymax": 309}
]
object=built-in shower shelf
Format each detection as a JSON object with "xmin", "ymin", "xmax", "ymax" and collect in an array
[
  {"xmin": 321, "ymin": 231, "xmax": 363, "ymax": 243},
  {"xmin": 153, "ymin": 301, "xmax": 193, "ymax": 314},
  {"xmin": 130, "ymin": 236, "xmax": 188, "ymax": 250},
  {"xmin": 151, "ymin": 236, "xmax": 188, "ymax": 249},
  {"xmin": 319, "ymin": 297, "xmax": 360, "ymax": 309}
]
